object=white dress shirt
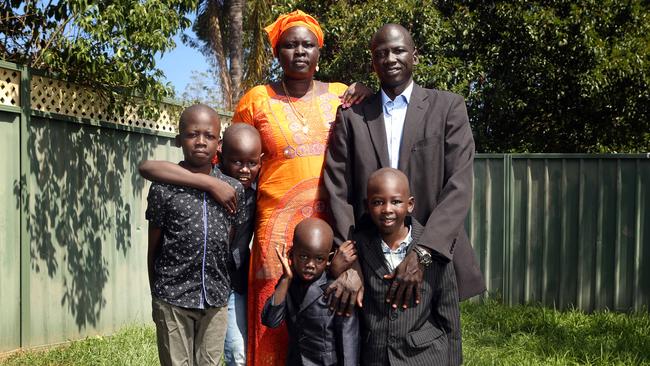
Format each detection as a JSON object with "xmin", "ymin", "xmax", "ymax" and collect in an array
[{"xmin": 381, "ymin": 81, "xmax": 414, "ymax": 169}]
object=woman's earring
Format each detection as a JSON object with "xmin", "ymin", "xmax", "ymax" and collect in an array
[{"xmin": 316, "ymin": 65, "xmax": 320, "ymax": 72}]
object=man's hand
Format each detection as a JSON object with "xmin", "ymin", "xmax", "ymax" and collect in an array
[
  {"xmin": 329, "ymin": 240, "xmax": 357, "ymax": 278},
  {"xmin": 383, "ymin": 250, "xmax": 423, "ymax": 309},
  {"xmin": 206, "ymin": 177, "xmax": 237, "ymax": 214},
  {"xmin": 324, "ymin": 266, "xmax": 364, "ymax": 316}
]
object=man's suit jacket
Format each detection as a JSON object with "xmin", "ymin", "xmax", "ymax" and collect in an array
[
  {"xmin": 261, "ymin": 272, "xmax": 359, "ymax": 366},
  {"xmin": 323, "ymin": 84, "xmax": 485, "ymax": 299},
  {"xmin": 355, "ymin": 218, "xmax": 461, "ymax": 366}
]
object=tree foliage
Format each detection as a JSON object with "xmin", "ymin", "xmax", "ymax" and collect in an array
[
  {"xmin": 1, "ymin": 0, "xmax": 196, "ymax": 104},
  {"xmin": 452, "ymin": 1, "xmax": 650, "ymax": 153},
  {"xmin": 286, "ymin": 0, "xmax": 650, "ymax": 153}
]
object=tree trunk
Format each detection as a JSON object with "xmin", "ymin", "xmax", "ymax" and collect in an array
[
  {"xmin": 228, "ymin": 0, "xmax": 245, "ymax": 106},
  {"xmin": 207, "ymin": 0, "xmax": 232, "ymax": 109}
]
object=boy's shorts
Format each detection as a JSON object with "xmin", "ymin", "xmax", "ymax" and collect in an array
[{"xmin": 152, "ymin": 297, "xmax": 228, "ymax": 366}]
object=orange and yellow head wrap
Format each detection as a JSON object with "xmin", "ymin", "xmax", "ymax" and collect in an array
[{"xmin": 264, "ymin": 10, "xmax": 324, "ymax": 56}]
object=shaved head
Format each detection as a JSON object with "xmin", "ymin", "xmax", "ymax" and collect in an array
[
  {"xmin": 370, "ymin": 23, "xmax": 415, "ymax": 51},
  {"xmin": 367, "ymin": 167, "xmax": 411, "ymax": 196},
  {"xmin": 366, "ymin": 168, "xmax": 414, "ymax": 238},
  {"xmin": 221, "ymin": 123, "xmax": 261, "ymax": 156},
  {"xmin": 369, "ymin": 23, "xmax": 418, "ymax": 98},
  {"xmin": 293, "ymin": 217, "xmax": 334, "ymax": 253},
  {"xmin": 179, "ymin": 104, "xmax": 220, "ymax": 133}
]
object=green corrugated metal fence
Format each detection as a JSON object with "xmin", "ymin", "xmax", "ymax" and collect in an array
[
  {"xmin": 0, "ymin": 60, "xmax": 648, "ymax": 353},
  {"xmin": 469, "ymin": 154, "xmax": 650, "ymax": 312}
]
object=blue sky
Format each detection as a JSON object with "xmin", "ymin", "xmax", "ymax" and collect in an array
[{"xmin": 156, "ymin": 31, "xmax": 211, "ymax": 97}]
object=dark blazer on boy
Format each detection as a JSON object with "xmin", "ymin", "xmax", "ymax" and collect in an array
[
  {"xmin": 324, "ymin": 84, "xmax": 485, "ymax": 300},
  {"xmin": 228, "ymin": 185, "xmax": 256, "ymax": 294},
  {"xmin": 261, "ymin": 272, "xmax": 359, "ymax": 366},
  {"xmin": 355, "ymin": 217, "xmax": 461, "ymax": 366}
]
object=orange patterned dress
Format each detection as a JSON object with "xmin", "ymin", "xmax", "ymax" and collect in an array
[{"xmin": 232, "ymin": 81, "xmax": 347, "ymax": 366}]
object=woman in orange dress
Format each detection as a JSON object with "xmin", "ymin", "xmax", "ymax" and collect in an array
[{"xmin": 233, "ymin": 10, "xmax": 367, "ymax": 366}]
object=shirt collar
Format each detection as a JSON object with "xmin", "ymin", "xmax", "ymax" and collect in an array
[
  {"xmin": 380, "ymin": 81, "xmax": 414, "ymax": 106},
  {"xmin": 380, "ymin": 225, "xmax": 413, "ymax": 253}
]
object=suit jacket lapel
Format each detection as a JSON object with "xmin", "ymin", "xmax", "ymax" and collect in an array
[
  {"xmin": 298, "ymin": 272, "xmax": 327, "ymax": 314},
  {"xmin": 405, "ymin": 217, "xmax": 425, "ymax": 254},
  {"xmin": 361, "ymin": 234, "xmax": 391, "ymax": 280},
  {"xmin": 397, "ymin": 84, "xmax": 429, "ymax": 174},
  {"xmin": 364, "ymin": 93, "xmax": 390, "ymax": 168}
]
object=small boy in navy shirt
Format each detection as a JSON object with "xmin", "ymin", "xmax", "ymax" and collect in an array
[
  {"xmin": 262, "ymin": 217, "xmax": 359, "ymax": 366},
  {"xmin": 218, "ymin": 123, "xmax": 261, "ymax": 365},
  {"xmin": 146, "ymin": 105, "xmax": 249, "ymax": 366}
]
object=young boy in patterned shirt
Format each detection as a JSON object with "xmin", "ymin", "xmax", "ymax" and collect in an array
[
  {"xmin": 146, "ymin": 104, "xmax": 249, "ymax": 366},
  {"xmin": 142, "ymin": 121, "xmax": 262, "ymax": 365}
]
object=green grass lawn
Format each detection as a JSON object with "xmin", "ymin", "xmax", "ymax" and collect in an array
[
  {"xmin": 3, "ymin": 299, "xmax": 649, "ymax": 365},
  {"xmin": 462, "ymin": 300, "xmax": 650, "ymax": 365}
]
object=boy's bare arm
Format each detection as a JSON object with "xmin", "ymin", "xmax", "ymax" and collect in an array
[
  {"xmin": 147, "ymin": 224, "xmax": 163, "ymax": 292},
  {"xmin": 138, "ymin": 160, "xmax": 237, "ymax": 213}
]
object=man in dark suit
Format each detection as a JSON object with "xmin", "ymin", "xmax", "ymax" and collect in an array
[{"xmin": 324, "ymin": 23, "xmax": 485, "ymax": 313}]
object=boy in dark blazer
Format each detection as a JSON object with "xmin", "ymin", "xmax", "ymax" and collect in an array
[
  {"xmin": 354, "ymin": 168, "xmax": 461, "ymax": 366},
  {"xmin": 261, "ymin": 218, "xmax": 359, "ymax": 366}
]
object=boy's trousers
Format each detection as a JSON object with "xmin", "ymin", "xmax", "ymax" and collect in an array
[
  {"xmin": 224, "ymin": 290, "xmax": 247, "ymax": 366},
  {"xmin": 152, "ymin": 297, "xmax": 228, "ymax": 366}
]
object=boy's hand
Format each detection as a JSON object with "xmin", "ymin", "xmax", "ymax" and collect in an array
[
  {"xmin": 329, "ymin": 240, "xmax": 357, "ymax": 277},
  {"xmin": 207, "ymin": 177, "xmax": 238, "ymax": 214},
  {"xmin": 339, "ymin": 82, "xmax": 373, "ymax": 109},
  {"xmin": 275, "ymin": 244, "xmax": 293, "ymax": 280},
  {"xmin": 324, "ymin": 267, "xmax": 364, "ymax": 316},
  {"xmin": 383, "ymin": 251, "xmax": 423, "ymax": 309}
]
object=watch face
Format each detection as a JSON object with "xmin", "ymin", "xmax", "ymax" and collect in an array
[{"xmin": 415, "ymin": 247, "xmax": 432, "ymax": 266}]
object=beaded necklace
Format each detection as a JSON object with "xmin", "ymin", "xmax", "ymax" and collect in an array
[{"xmin": 281, "ymin": 80, "xmax": 315, "ymax": 134}]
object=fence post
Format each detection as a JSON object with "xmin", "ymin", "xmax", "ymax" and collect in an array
[
  {"xmin": 19, "ymin": 64, "xmax": 31, "ymax": 349},
  {"xmin": 502, "ymin": 154, "xmax": 512, "ymax": 305}
]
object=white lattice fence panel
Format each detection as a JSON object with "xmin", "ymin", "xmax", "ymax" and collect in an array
[
  {"xmin": 31, "ymin": 75, "xmax": 108, "ymax": 118},
  {"xmin": 30, "ymin": 75, "xmax": 180, "ymax": 133},
  {"xmin": 0, "ymin": 67, "xmax": 20, "ymax": 107}
]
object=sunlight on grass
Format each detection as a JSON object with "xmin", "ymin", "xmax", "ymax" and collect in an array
[
  {"xmin": 2, "ymin": 326, "xmax": 159, "ymax": 366},
  {"xmin": 3, "ymin": 300, "xmax": 649, "ymax": 365},
  {"xmin": 462, "ymin": 299, "xmax": 650, "ymax": 365}
]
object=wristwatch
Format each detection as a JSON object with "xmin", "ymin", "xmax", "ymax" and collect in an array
[{"xmin": 413, "ymin": 245, "xmax": 433, "ymax": 267}]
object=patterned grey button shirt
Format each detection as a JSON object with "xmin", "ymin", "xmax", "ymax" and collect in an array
[{"xmin": 146, "ymin": 166, "xmax": 248, "ymax": 309}]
